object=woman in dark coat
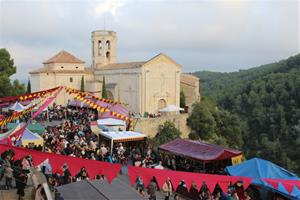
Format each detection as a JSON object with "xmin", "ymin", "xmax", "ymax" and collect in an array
[{"xmin": 13, "ymin": 160, "xmax": 28, "ymax": 200}]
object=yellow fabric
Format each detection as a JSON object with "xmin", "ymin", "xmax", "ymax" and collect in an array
[
  {"xmin": 231, "ymin": 154, "xmax": 244, "ymax": 165},
  {"xmin": 22, "ymin": 138, "xmax": 43, "ymax": 146}
]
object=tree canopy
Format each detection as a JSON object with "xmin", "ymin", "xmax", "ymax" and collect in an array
[
  {"xmin": 0, "ymin": 48, "xmax": 25, "ymax": 97},
  {"xmin": 194, "ymin": 54, "xmax": 300, "ymax": 174},
  {"xmin": 154, "ymin": 121, "xmax": 181, "ymax": 146}
]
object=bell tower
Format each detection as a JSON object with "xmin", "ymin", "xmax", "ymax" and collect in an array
[{"xmin": 92, "ymin": 30, "xmax": 116, "ymax": 68}]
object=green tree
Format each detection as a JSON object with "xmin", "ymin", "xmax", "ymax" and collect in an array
[
  {"xmin": 0, "ymin": 48, "xmax": 16, "ymax": 76},
  {"xmin": 194, "ymin": 53, "xmax": 300, "ymax": 174},
  {"xmin": 102, "ymin": 76, "xmax": 107, "ymax": 99},
  {"xmin": 180, "ymin": 91, "xmax": 186, "ymax": 108},
  {"xmin": 80, "ymin": 76, "xmax": 84, "ymax": 92},
  {"xmin": 187, "ymin": 101, "xmax": 216, "ymax": 140},
  {"xmin": 0, "ymin": 48, "xmax": 25, "ymax": 97},
  {"xmin": 11, "ymin": 80, "xmax": 26, "ymax": 96},
  {"xmin": 26, "ymin": 79, "xmax": 31, "ymax": 94},
  {"xmin": 154, "ymin": 121, "xmax": 181, "ymax": 145}
]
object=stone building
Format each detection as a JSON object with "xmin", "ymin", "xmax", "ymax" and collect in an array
[
  {"xmin": 30, "ymin": 30, "xmax": 200, "ymax": 114},
  {"xmin": 180, "ymin": 73, "xmax": 201, "ymax": 107}
]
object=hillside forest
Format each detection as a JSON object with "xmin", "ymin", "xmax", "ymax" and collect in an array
[{"xmin": 192, "ymin": 54, "xmax": 300, "ymax": 175}]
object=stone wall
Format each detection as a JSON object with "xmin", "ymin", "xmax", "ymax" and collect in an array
[{"xmin": 134, "ymin": 113, "xmax": 190, "ymax": 138}]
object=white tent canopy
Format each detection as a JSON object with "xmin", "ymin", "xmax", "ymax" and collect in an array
[
  {"xmin": 100, "ymin": 131, "xmax": 146, "ymax": 142},
  {"xmin": 97, "ymin": 118, "xmax": 126, "ymax": 126},
  {"xmin": 159, "ymin": 104, "xmax": 184, "ymax": 112},
  {"xmin": 9, "ymin": 101, "xmax": 25, "ymax": 112}
]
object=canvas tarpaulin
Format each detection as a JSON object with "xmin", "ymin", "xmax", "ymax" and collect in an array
[
  {"xmin": 159, "ymin": 138, "xmax": 242, "ymax": 161},
  {"xmin": 225, "ymin": 158, "xmax": 300, "ymax": 199}
]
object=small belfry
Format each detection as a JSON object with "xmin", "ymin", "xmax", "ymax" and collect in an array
[{"xmin": 91, "ymin": 30, "xmax": 117, "ymax": 68}]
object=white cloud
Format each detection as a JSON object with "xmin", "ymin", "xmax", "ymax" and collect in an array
[{"xmin": 94, "ymin": 0, "xmax": 127, "ymax": 17}]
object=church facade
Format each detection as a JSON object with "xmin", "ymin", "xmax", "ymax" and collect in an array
[{"xmin": 30, "ymin": 30, "xmax": 200, "ymax": 114}]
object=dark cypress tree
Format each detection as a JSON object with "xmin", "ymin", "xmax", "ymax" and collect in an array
[
  {"xmin": 102, "ymin": 76, "xmax": 107, "ymax": 98},
  {"xmin": 80, "ymin": 76, "xmax": 84, "ymax": 92},
  {"xmin": 26, "ymin": 79, "xmax": 31, "ymax": 94}
]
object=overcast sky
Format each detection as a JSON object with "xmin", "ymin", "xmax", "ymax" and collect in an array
[{"xmin": 0, "ymin": 0, "xmax": 299, "ymax": 81}]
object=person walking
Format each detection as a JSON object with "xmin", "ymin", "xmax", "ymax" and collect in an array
[
  {"xmin": 162, "ymin": 177, "xmax": 173, "ymax": 200},
  {"xmin": 147, "ymin": 178, "xmax": 157, "ymax": 200},
  {"xmin": 3, "ymin": 155, "xmax": 13, "ymax": 189}
]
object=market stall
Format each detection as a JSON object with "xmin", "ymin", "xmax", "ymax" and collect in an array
[
  {"xmin": 159, "ymin": 138, "xmax": 243, "ymax": 172},
  {"xmin": 99, "ymin": 130, "xmax": 146, "ymax": 154}
]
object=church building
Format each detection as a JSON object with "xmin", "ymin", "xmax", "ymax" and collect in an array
[{"xmin": 30, "ymin": 30, "xmax": 200, "ymax": 114}]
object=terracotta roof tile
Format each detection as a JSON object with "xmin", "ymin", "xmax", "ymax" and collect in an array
[
  {"xmin": 43, "ymin": 50, "xmax": 85, "ymax": 64},
  {"xmin": 30, "ymin": 67, "xmax": 93, "ymax": 74}
]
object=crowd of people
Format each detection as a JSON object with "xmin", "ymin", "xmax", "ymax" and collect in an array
[
  {"xmin": 0, "ymin": 149, "xmax": 32, "ymax": 200},
  {"xmin": 0, "ymin": 104, "xmax": 261, "ymax": 200}
]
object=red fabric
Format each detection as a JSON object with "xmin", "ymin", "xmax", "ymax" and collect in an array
[
  {"xmin": 127, "ymin": 166, "xmax": 252, "ymax": 193},
  {"xmin": 158, "ymin": 138, "xmax": 242, "ymax": 161},
  {"xmin": 7, "ymin": 87, "xmax": 62, "ymax": 141},
  {"xmin": 0, "ymin": 87, "xmax": 59, "ymax": 104},
  {"xmin": 0, "ymin": 144, "xmax": 121, "ymax": 183},
  {"xmin": 262, "ymin": 178, "xmax": 300, "ymax": 194}
]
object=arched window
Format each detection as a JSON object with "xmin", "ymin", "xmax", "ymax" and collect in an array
[
  {"xmin": 98, "ymin": 40, "xmax": 102, "ymax": 56},
  {"xmin": 106, "ymin": 40, "xmax": 110, "ymax": 50},
  {"xmin": 106, "ymin": 51, "xmax": 110, "ymax": 60}
]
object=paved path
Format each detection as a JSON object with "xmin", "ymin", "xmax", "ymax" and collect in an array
[{"xmin": 0, "ymin": 187, "xmax": 33, "ymax": 200}]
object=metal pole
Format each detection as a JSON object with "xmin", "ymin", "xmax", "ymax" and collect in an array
[{"xmin": 111, "ymin": 139, "xmax": 113, "ymax": 155}]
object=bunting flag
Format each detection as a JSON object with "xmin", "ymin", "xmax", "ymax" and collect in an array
[
  {"xmin": 0, "ymin": 100, "xmax": 41, "ymax": 127},
  {"xmin": 262, "ymin": 178, "xmax": 300, "ymax": 194},
  {"xmin": 73, "ymin": 94, "xmax": 110, "ymax": 113},
  {"xmin": 9, "ymin": 87, "xmax": 63, "ymax": 140},
  {"xmin": 0, "ymin": 144, "xmax": 122, "ymax": 183},
  {"xmin": 0, "ymin": 87, "xmax": 61, "ymax": 127},
  {"xmin": 127, "ymin": 166, "xmax": 253, "ymax": 193},
  {"xmin": 65, "ymin": 87, "xmax": 128, "ymax": 105},
  {"xmin": 0, "ymin": 87, "xmax": 60, "ymax": 104},
  {"xmin": 71, "ymin": 92, "xmax": 132, "ymax": 123}
]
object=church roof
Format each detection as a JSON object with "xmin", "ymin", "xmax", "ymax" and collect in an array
[
  {"xmin": 97, "ymin": 53, "xmax": 180, "ymax": 70},
  {"xmin": 97, "ymin": 61, "xmax": 146, "ymax": 70},
  {"xmin": 43, "ymin": 50, "xmax": 85, "ymax": 64},
  {"xmin": 30, "ymin": 67, "xmax": 93, "ymax": 74},
  {"xmin": 181, "ymin": 73, "xmax": 199, "ymax": 86}
]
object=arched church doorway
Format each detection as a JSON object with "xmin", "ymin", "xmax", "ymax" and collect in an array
[
  {"xmin": 158, "ymin": 99, "xmax": 167, "ymax": 110},
  {"xmin": 107, "ymin": 91, "xmax": 114, "ymax": 100}
]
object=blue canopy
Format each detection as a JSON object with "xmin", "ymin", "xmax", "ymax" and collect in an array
[
  {"xmin": 22, "ymin": 129, "xmax": 41, "ymax": 140},
  {"xmin": 225, "ymin": 158, "xmax": 300, "ymax": 199},
  {"xmin": 9, "ymin": 101, "xmax": 25, "ymax": 112}
]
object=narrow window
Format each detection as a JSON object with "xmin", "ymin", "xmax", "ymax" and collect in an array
[
  {"xmin": 70, "ymin": 77, "xmax": 73, "ymax": 82},
  {"xmin": 106, "ymin": 51, "xmax": 110, "ymax": 60},
  {"xmin": 106, "ymin": 40, "xmax": 110, "ymax": 50},
  {"xmin": 98, "ymin": 40, "xmax": 102, "ymax": 56}
]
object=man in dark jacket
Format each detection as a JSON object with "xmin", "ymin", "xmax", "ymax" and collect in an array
[{"xmin": 147, "ymin": 177, "xmax": 157, "ymax": 200}]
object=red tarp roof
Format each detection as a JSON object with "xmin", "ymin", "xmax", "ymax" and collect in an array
[{"xmin": 158, "ymin": 138, "xmax": 242, "ymax": 161}]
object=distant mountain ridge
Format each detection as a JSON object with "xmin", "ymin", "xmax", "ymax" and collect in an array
[{"xmin": 193, "ymin": 54, "xmax": 300, "ymax": 174}]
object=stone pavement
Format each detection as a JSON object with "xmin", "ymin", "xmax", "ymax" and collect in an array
[{"xmin": 0, "ymin": 187, "xmax": 33, "ymax": 200}]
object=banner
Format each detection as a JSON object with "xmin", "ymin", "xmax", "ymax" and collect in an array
[
  {"xmin": 128, "ymin": 166, "xmax": 252, "ymax": 193},
  {"xmin": 0, "ymin": 144, "xmax": 121, "ymax": 183},
  {"xmin": 0, "ymin": 87, "xmax": 63, "ymax": 143},
  {"xmin": 0, "ymin": 87, "xmax": 59, "ymax": 104},
  {"xmin": 65, "ymin": 87, "xmax": 128, "ymax": 106},
  {"xmin": 262, "ymin": 178, "xmax": 300, "ymax": 195}
]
